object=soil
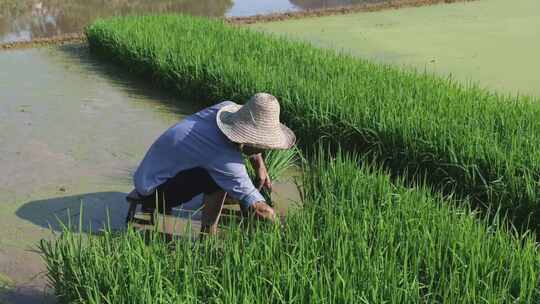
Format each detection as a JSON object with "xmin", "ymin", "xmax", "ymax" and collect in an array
[{"xmin": 0, "ymin": 33, "xmax": 85, "ymax": 51}]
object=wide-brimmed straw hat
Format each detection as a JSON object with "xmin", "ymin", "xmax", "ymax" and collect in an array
[{"xmin": 216, "ymin": 93, "xmax": 296, "ymax": 150}]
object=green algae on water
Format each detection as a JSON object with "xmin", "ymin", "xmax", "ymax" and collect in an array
[{"xmin": 251, "ymin": 0, "xmax": 540, "ymax": 97}]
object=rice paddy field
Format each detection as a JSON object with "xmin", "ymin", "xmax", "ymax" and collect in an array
[
  {"xmin": 84, "ymin": 14, "xmax": 540, "ymax": 229},
  {"xmin": 38, "ymin": 4, "xmax": 540, "ymax": 303}
]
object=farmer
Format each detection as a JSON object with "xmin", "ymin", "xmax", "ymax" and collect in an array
[{"xmin": 129, "ymin": 93, "xmax": 296, "ymax": 234}]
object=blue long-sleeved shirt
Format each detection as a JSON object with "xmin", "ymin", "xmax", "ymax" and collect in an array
[{"xmin": 133, "ymin": 101, "xmax": 265, "ymax": 208}]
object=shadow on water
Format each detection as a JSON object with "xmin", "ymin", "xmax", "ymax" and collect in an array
[
  {"xmin": 16, "ymin": 192, "xmax": 130, "ymax": 233},
  {"xmin": 1, "ymin": 287, "xmax": 55, "ymax": 304},
  {"xmin": 16, "ymin": 191, "xmax": 205, "ymax": 234}
]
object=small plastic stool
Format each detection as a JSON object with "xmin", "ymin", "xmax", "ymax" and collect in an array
[{"xmin": 125, "ymin": 189, "xmax": 155, "ymax": 225}]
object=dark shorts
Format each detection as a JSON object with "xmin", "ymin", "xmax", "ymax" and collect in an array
[{"xmin": 140, "ymin": 167, "xmax": 221, "ymax": 213}]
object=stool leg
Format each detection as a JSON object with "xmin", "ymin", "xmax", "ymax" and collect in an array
[
  {"xmin": 126, "ymin": 201, "xmax": 138, "ymax": 225},
  {"xmin": 150, "ymin": 208, "xmax": 156, "ymax": 226},
  {"xmin": 201, "ymin": 191, "xmax": 227, "ymax": 235}
]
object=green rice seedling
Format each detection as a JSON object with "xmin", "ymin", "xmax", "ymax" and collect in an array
[
  {"xmin": 246, "ymin": 147, "xmax": 300, "ymax": 201},
  {"xmin": 85, "ymin": 15, "xmax": 540, "ymax": 230},
  {"xmin": 245, "ymin": 147, "xmax": 300, "ymax": 182},
  {"xmin": 40, "ymin": 151, "xmax": 540, "ymax": 303},
  {"xmin": 246, "ymin": 147, "xmax": 301, "ymax": 205},
  {"xmin": 0, "ymin": 272, "xmax": 13, "ymax": 295}
]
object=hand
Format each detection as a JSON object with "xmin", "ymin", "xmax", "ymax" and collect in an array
[
  {"xmin": 248, "ymin": 202, "xmax": 276, "ymax": 222},
  {"xmin": 250, "ymin": 153, "xmax": 272, "ymax": 191},
  {"xmin": 257, "ymin": 165, "xmax": 272, "ymax": 192}
]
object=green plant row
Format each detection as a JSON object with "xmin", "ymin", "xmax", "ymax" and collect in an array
[
  {"xmin": 85, "ymin": 14, "xmax": 540, "ymax": 229},
  {"xmin": 40, "ymin": 153, "xmax": 540, "ymax": 303}
]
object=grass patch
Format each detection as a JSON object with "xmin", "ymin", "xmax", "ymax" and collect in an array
[
  {"xmin": 86, "ymin": 14, "xmax": 540, "ymax": 229},
  {"xmin": 40, "ymin": 152, "xmax": 540, "ymax": 303},
  {"xmin": 0, "ymin": 273, "xmax": 13, "ymax": 296}
]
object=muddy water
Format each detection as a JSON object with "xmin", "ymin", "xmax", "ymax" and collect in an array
[
  {"xmin": 0, "ymin": 45, "xmax": 300, "ymax": 303},
  {"xmin": 0, "ymin": 0, "xmax": 389, "ymax": 43},
  {"xmin": 0, "ymin": 45, "xmax": 188, "ymax": 303},
  {"xmin": 252, "ymin": 0, "xmax": 540, "ymax": 97}
]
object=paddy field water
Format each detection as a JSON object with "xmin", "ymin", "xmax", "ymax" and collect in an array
[
  {"xmin": 0, "ymin": 0, "xmax": 385, "ymax": 44},
  {"xmin": 252, "ymin": 0, "xmax": 540, "ymax": 97},
  {"xmin": 0, "ymin": 45, "xmax": 187, "ymax": 302},
  {"xmin": 1, "ymin": 0, "xmax": 538, "ymax": 302},
  {"xmin": 0, "ymin": 45, "xmax": 300, "ymax": 303}
]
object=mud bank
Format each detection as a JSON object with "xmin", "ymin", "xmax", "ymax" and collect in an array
[
  {"xmin": 0, "ymin": 33, "xmax": 85, "ymax": 51},
  {"xmin": 229, "ymin": 0, "xmax": 475, "ymax": 24}
]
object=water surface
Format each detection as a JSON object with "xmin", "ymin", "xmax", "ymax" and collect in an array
[
  {"xmin": 0, "ymin": 45, "xmax": 193, "ymax": 302},
  {"xmin": 253, "ymin": 0, "xmax": 540, "ymax": 97},
  {"xmin": 0, "ymin": 45, "xmax": 300, "ymax": 303},
  {"xmin": 0, "ymin": 0, "xmax": 388, "ymax": 43}
]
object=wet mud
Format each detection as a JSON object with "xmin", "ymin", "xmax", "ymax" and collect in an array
[{"xmin": 0, "ymin": 33, "xmax": 85, "ymax": 51}]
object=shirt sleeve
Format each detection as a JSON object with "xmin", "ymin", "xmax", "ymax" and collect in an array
[{"xmin": 206, "ymin": 158, "xmax": 265, "ymax": 209}]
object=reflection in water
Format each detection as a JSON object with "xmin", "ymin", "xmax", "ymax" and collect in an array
[
  {"xmin": 290, "ymin": 0, "xmax": 387, "ymax": 10},
  {"xmin": 0, "ymin": 0, "xmax": 233, "ymax": 43},
  {"xmin": 227, "ymin": 0, "xmax": 299, "ymax": 17},
  {"xmin": 0, "ymin": 0, "xmax": 392, "ymax": 43}
]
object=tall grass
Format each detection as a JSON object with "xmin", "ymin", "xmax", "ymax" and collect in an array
[
  {"xmin": 40, "ymin": 152, "xmax": 540, "ymax": 303},
  {"xmin": 86, "ymin": 15, "xmax": 540, "ymax": 229}
]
